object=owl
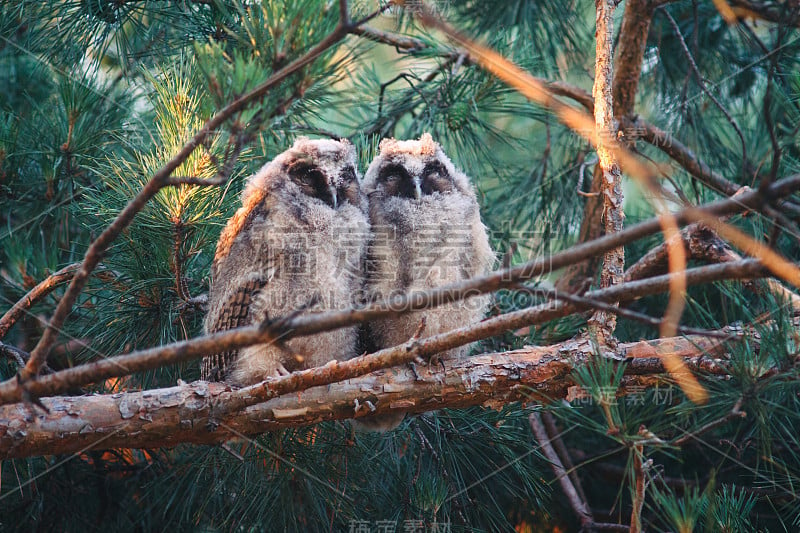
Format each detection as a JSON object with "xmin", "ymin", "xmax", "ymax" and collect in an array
[
  {"xmin": 201, "ymin": 137, "xmax": 369, "ymax": 385},
  {"xmin": 357, "ymin": 133, "xmax": 495, "ymax": 429}
]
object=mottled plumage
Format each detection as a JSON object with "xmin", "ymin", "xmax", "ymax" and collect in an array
[
  {"xmin": 202, "ymin": 138, "xmax": 369, "ymax": 385},
  {"xmin": 359, "ymin": 133, "xmax": 495, "ymax": 429}
]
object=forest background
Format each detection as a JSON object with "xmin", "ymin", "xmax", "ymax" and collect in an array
[{"xmin": 1, "ymin": 0, "xmax": 800, "ymax": 531}]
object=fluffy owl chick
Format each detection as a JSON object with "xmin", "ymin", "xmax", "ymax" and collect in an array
[
  {"xmin": 358, "ymin": 133, "xmax": 495, "ymax": 430},
  {"xmin": 202, "ymin": 137, "xmax": 369, "ymax": 385}
]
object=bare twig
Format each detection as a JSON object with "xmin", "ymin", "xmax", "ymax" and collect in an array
[
  {"xmin": 628, "ymin": 118, "xmax": 800, "ymax": 223},
  {"xmin": 523, "ymin": 285, "xmax": 730, "ymax": 338},
  {"xmin": 630, "ymin": 442, "xmax": 646, "ymax": 533},
  {"xmin": 0, "ymin": 263, "xmax": 79, "ymax": 340},
  {"xmin": 540, "ymin": 412, "xmax": 590, "ymax": 506},
  {"xmin": 530, "ymin": 412, "xmax": 594, "ymax": 527},
  {"xmin": 661, "ymin": 9, "xmax": 748, "ymax": 173},
  {"xmin": 0, "ymin": 342, "xmax": 28, "ymax": 368},
  {"xmin": 628, "ymin": 117, "xmax": 741, "ymax": 197},
  {"xmin": 671, "ymin": 397, "xmax": 746, "ymax": 446}
]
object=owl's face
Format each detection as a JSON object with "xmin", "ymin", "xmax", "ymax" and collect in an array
[
  {"xmin": 362, "ymin": 133, "xmax": 471, "ymax": 202},
  {"xmin": 247, "ymin": 137, "xmax": 363, "ymax": 212}
]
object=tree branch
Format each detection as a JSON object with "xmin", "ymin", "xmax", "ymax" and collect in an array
[
  {"xmin": 630, "ymin": 443, "xmax": 646, "ymax": 533},
  {"xmin": 613, "ymin": 0, "xmax": 656, "ymax": 118},
  {"xmin": 558, "ymin": 0, "xmax": 654, "ymax": 293},
  {"xmin": 625, "ymin": 223, "xmax": 734, "ymax": 282},
  {"xmin": 529, "ymin": 412, "xmax": 594, "ymax": 527},
  {"xmin": 0, "ymin": 257, "xmax": 767, "ymax": 407},
  {"xmin": 589, "ymin": 0, "xmax": 625, "ymax": 336},
  {"xmin": 0, "ymin": 263, "xmax": 79, "ymax": 340},
  {"xmin": 729, "ymin": 0, "xmax": 800, "ymax": 28},
  {"xmin": 627, "ymin": 117, "xmax": 742, "ymax": 197},
  {"xmin": 0, "ymin": 333, "xmax": 755, "ymax": 459}
]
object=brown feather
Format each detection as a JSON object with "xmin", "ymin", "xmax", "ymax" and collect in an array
[{"xmin": 201, "ymin": 277, "xmax": 269, "ymax": 381}]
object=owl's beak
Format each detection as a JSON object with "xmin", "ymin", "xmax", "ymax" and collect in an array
[
  {"xmin": 413, "ymin": 177, "xmax": 422, "ymax": 200},
  {"xmin": 330, "ymin": 184, "xmax": 338, "ymax": 209}
]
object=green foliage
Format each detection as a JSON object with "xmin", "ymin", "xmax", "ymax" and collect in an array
[{"xmin": 2, "ymin": 0, "xmax": 800, "ymax": 531}]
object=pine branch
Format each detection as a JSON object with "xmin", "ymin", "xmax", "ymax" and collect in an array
[
  {"xmin": 671, "ymin": 397, "xmax": 746, "ymax": 446},
  {"xmin": 0, "ymin": 265, "xmax": 119, "ymax": 341},
  {"xmin": 613, "ymin": 0, "xmax": 657, "ymax": 118},
  {"xmin": 627, "ymin": 117, "xmax": 742, "ymax": 197},
  {"xmin": 0, "ymin": 263, "xmax": 79, "ymax": 340},
  {"xmin": 0, "ymin": 257, "xmax": 768, "ymax": 407},
  {"xmin": 559, "ymin": 0, "xmax": 654, "ymax": 294},
  {"xmin": 630, "ymin": 443, "xmax": 646, "ymax": 533},
  {"xmin": 0, "ymin": 332, "xmax": 757, "ymax": 459}
]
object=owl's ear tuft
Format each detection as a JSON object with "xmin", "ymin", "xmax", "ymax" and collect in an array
[
  {"xmin": 378, "ymin": 137, "xmax": 398, "ymax": 154},
  {"xmin": 417, "ymin": 132, "xmax": 437, "ymax": 154}
]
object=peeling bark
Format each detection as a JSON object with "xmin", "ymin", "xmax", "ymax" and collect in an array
[
  {"xmin": 0, "ymin": 333, "xmax": 741, "ymax": 459},
  {"xmin": 589, "ymin": 0, "xmax": 625, "ymax": 335}
]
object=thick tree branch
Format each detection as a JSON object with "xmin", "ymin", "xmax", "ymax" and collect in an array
[
  {"xmin": 625, "ymin": 223, "xmax": 734, "ymax": 282},
  {"xmin": 589, "ymin": 0, "xmax": 625, "ymax": 336},
  {"xmin": 559, "ymin": 0, "xmax": 654, "ymax": 293},
  {"xmin": 613, "ymin": 0, "xmax": 656, "ymax": 118},
  {"xmin": 625, "ymin": 223, "xmax": 800, "ymax": 309},
  {"xmin": 0, "ymin": 258, "xmax": 767, "ymax": 408},
  {"xmin": 0, "ymin": 333, "xmax": 753, "ymax": 459}
]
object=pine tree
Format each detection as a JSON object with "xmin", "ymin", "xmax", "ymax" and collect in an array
[{"xmin": 2, "ymin": 1, "xmax": 800, "ymax": 531}]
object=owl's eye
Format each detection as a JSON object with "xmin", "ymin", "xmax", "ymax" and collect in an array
[
  {"xmin": 378, "ymin": 165, "xmax": 411, "ymax": 182},
  {"xmin": 290, "ymin": 163, "xmax": 325, "ymax": 184},
  {"xmin": 378, "ymin": 164, "xmax": 410, "ymax": 184},
  {"xmin": 378, "ymin": 164, "xmax": 418, "ymax": 198},
  {"xmin": 289, "ymin": 163, "xmax": 336, "ymax": 207},
  {"xmin": 421, "ymin": 162, "xmax": 453, "ymax": 195}
]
